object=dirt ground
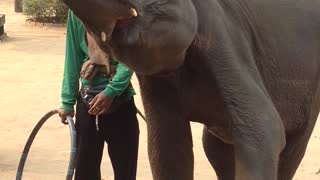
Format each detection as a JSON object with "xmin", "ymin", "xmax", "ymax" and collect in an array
[{"xmin": 0, "ymin": 0, "xmax": 319, "ymax": 179}]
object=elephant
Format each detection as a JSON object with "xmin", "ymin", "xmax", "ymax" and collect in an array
[{"xmin": 62, "ymin": 0, "xmax": 320, "ymax": 179}]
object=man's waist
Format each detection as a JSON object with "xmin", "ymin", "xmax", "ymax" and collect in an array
[
  {"xmin": 80, "ymin": 76, "xmax": 109, "ymax": 86},
  {"xmin": 79, "ymin": 83, "xmax": 135, "ymax": 98},
  {"xmin": 79, "ymin": 84, "xmax": 134, "ymax": 107}
]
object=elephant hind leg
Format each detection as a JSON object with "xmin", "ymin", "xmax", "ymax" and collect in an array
[
  {"xmin": 202, "ymin": 127, "xmax": 235, "ymax": 180},
  {"xmin": 278, "ymin": 128, "xmax": 314, "ymax": 180}
]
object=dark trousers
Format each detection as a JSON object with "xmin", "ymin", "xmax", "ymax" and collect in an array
[{"xmin": 74, "ymin": 98, "xmax": 139, "ymax": 180}]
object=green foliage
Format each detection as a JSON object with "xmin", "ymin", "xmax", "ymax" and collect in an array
[{"xmin": 23, "ymin": 0, "xmax": 68, "ymax": 23}]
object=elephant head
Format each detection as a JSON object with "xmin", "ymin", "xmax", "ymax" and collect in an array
[{"xmin": 63, "ymin": 0, "xmax": 198, "ymax": 75}]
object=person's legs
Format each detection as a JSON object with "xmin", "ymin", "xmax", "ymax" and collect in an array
[
  {"xmin": 74, "ymin": 98, "xmax": 105, "ymax": 180},
  {"xmin": 99, "ymin": 99, "xmax": 140, "ymax": 180}
]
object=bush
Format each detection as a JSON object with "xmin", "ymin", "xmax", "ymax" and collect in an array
[{"xmin": 23, "ymin": 0, "xmax": 68, "ymax": 23}]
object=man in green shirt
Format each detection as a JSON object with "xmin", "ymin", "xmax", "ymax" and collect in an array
[{"xmin": 58, "ymin": 11, "xmax": 139, "ymax": 180}]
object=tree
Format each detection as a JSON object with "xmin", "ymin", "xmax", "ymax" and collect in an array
[{"xmin": 15, "ymin": 0, "xmax": 23, "ymax": 12}]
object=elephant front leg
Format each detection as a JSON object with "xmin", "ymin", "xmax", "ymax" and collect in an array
[
  {"xmin": 228, "ymin": 95, "xmax": 286, "ymax": 180},
  {"xmin": 139, "ymin": 76, "xmax": 194, "ymax": 180},
  {"xmin": 147, "ymin": 117, "xmax": 194, "ymax": 180}
]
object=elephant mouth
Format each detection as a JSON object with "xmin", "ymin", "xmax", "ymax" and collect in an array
[
  {"xmin": 114, "ymin": 18, "xmax": 135, "ymax": 30},
  {"xmin": 108, "ymin": 8, "xmax": 139, "ymax": 45},
  {"xmin": 110, "ymin": 15, "xmax": 141, "ymax": 49},
  {"xmin": 114, "ymin": 7, "xmax": 137, "ymax": 29}
]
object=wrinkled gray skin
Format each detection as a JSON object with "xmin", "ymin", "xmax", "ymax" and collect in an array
[
  {"xmin": 63, "ymin": 0, "xmax": 320, "ymax": 179},
  {"xmin": 80, "ymin": 32, "xmax": 111, "ymax": 80}
]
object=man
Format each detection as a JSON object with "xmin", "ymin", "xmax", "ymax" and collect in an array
[{"xmin": 58, "ymin": 10, "xmax": 139, "ymax": 180}]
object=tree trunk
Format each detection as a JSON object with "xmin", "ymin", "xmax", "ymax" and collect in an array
[
  {"xmin": 14, "ymin": 0, "xmax": 23, "ymax": 12},
  {"xmin": 0, "ymin": 14, "xmax": 6, "ymax": 39}
]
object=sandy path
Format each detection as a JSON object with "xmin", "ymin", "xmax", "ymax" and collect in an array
[{"xmin": 0, "ymin": 0, "xmax": 319, "ymax": 179}]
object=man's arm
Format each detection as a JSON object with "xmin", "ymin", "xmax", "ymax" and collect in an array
[
  {"xmin": 103, "ymin": 63, "xmax": 133, "ymax": 98},
  {"xmin": 88, "ymin": 63, "xmax": 133, "ymax": 115},
  {"xmin": 60, "ymin": 11, "xmax": 85, "ymax": 112}
]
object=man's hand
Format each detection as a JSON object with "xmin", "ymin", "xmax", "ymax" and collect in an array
[
  {"xmin": 58, "ymin": 109, "xmax": 74, "ymax": 125},
  {"xmin": 88, "ymin": 92, "xmax": 113, "ymax": 115}
]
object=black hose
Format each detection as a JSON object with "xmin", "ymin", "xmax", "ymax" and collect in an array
[
  {"xmin": 65, "ymin": 115, "xmax": 77, "ymax": 180},
  {"xmin": 16, "ymin": 109, "xmax": 77, "ymax": 180}
]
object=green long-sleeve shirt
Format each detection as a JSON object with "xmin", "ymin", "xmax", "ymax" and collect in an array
[{"xmin": 61, "ymin": 11, "xmax": 135, "ymax": 112}]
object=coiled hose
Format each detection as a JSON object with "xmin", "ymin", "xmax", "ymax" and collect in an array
[{"xmin": 16, "ymin": 109, "xmax": 77, "ymax": 180}]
